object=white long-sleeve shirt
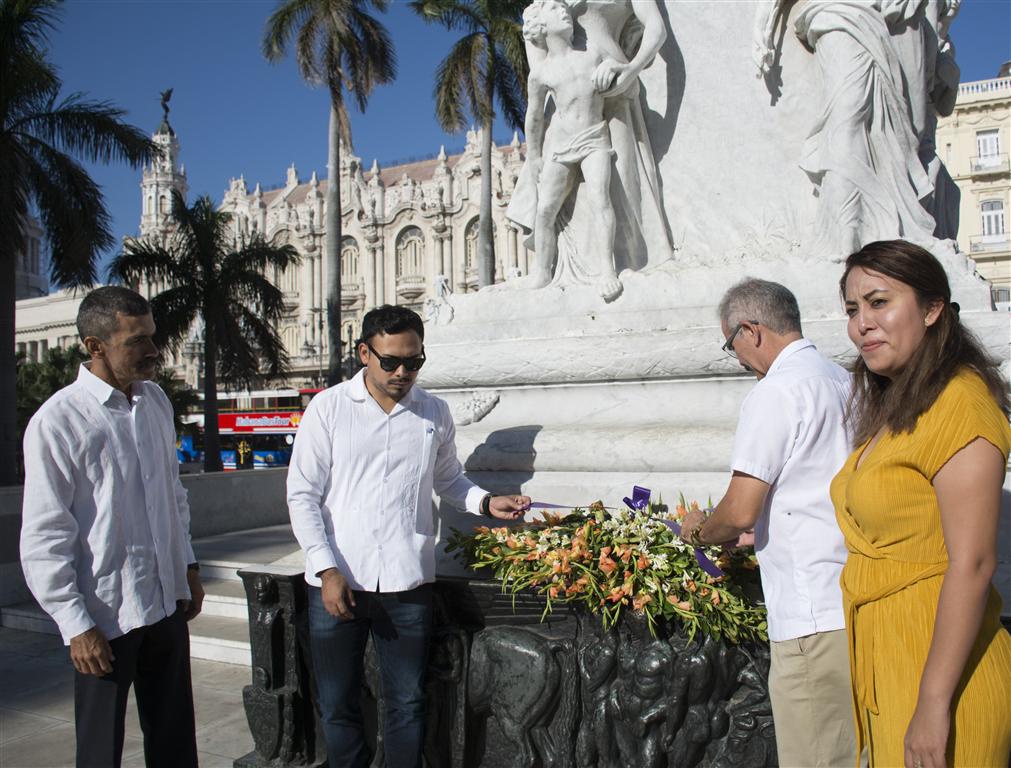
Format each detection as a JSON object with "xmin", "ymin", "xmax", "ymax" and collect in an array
[
  {"xmin": 20, "ymin": 364, "xmax": 195, "ymax": 644},
  {"xmin": 287, "ymin": 370, "xmax": 487, "ymax": 592}
]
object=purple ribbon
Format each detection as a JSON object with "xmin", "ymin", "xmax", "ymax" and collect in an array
[
  {"xmin": 662, "ymin": 520, "xmax": 724, "ymax": 578},
  {"xmin": 622, "ymin": 485, "xmax": 651, "ymax": 512}
]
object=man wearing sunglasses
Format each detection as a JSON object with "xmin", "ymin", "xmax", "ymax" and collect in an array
[
  {"xmin": 287, "ymin": 304, "xmax": 530, "ymax": 768},
  {"xmin": 678, "ymin": 279, "xmax": 855, "ymax": 767}
]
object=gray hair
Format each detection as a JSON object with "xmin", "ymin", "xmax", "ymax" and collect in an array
[
  {"xmin": 718, "ymin": 278, "xmax": 802, "ymax": 335},
  {"xmin": 77, "ymin": 286, "xmax": 151, "ymax": 341}
]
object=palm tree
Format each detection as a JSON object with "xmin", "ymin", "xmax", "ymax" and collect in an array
[
  {"xmin": 110, "ymin": 191, "xmax": 300, "ymax": 473},
  {"xmin": 0, "ymin": 0, "xmax": 154, "ymax": 484},
  {"xmin": 411, "ymin": 0, "xmax": 528, "ymax": 287},
  {"xmin": 262, "ymin": 0, "xmax": 396, "ymax": 386}
]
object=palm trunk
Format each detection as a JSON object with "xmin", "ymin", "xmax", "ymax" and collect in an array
[
  {"xmin": 0, "ymin": 253, "xmax": 18, "ymax": 485},
  {"xmin": 325, "ymin": 104, "xmax": 343, "ymax": 386},
  {"xmin": 477, "ymin": 113, "xmax": 496, "ymax": 287},
  {"xmin": 202, "ymin": 323, "xmax": 223, "ymax": 473}
]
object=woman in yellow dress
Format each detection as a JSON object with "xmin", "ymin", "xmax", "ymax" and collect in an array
[{"xmin": 832, "ymin": 239, "xmax": 1011, "ymax": 768}]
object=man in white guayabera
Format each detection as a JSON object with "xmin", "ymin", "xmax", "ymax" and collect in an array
[
  {"xmin": 518, "ymin": 0, "xmax": 621, "ymax": 301},
  {"xmin": 286, "ymin": 305, "xmax": 530, "ymax": 768},
  {"xmin": 678, "ymin": 279, "xmax": 857, "ymax": 767}
]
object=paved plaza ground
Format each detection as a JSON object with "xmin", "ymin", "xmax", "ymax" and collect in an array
[{"xmin": 0, "ymin": 627, "xmax": 253, "ymax": 767}]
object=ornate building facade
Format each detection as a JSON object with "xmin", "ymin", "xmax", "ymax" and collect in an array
[
  {"xmin": 15, "ymin": 119, "xmax": 529, "ymax": 388},
  {"xmin": 213, "ymin": 129, "xmax": 528, "ymax": 388},
  {"xmin": 935, "ymin": 64, "xmax": 1011, "ymax": 307}
]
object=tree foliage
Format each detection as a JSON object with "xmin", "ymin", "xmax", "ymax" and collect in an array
[
  {"xmin": 0, "ymin": 0, "xmax": 155, "ymax": 484},
  {"xmin": 263, "ymin": 0, "xmax": 396, "ymax": 384}
]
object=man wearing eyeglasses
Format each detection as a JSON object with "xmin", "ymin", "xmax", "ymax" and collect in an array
[
  {"xmin": 678, "ymin": 279, "xmax": 855, "ymax": 767},
  {"xmin": 287, "ymin": 304, "xmax": 530, "ymax": 768}
]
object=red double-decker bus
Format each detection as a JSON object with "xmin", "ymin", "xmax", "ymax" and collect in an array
[{"xmin": 179, "ymin": 388, "xmax": 323, "ymax": 470}]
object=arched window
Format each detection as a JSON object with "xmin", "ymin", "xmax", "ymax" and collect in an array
[
  {"xmin": 341, "ymin": 237, "xmax": 360, "ymax": 283},
  {"xmin": 464, "ymin": 218, "xmax": 479, "ymax": 270},
  {"xmin": 395, "ymin": 227, "xmax": 424, "ymax": 277},
  {"xmin": 159, "ymin": 196, "xmax": 169, "ymax": 214}
]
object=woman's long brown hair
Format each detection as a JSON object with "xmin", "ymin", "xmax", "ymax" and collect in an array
[{"xmin": 840, "ymin": 240, "xmax": 1010, "ymax": 446}]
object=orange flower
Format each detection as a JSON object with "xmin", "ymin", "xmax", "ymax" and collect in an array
[
  {"xmin": 633, "ymin": 593, "xmax": 653, "ymax": 611},
  {"xmin": 505, "ymin": 536, "xmax": 517, "ymax": 548},
  {"xmin": 598, "ymin": 550, "xmax": 617, "ymax": 575},
  {"xmin": 608, "ymin": 587, "xmax": 625, "ymax": 603},
  {"xmin": 676, "ymin": 600, "xmax": 692, "ymax": 611},
  {"xmin": 674, "ymin": 503, "xmax": 687, "ymax": 520},
  {"xmin": 636, "ymin": 553, "xmax": 650, "ymax": 570},
  {"xmin": 710, "ymin": 592, "xmax": 721, "ymax": 606},
  {"xmin": 549, "ymin": 586, "xmax": 561, "ymax": 599},
  {"xmin": 618, "ymin": 546, "xmax": 633, "ymax": 564},
  {"xmin": 685, "ymin": 579, "xmax": 697, "ymax": 593}
]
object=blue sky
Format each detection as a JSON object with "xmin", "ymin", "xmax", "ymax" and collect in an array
[{"xmin": 48, "ymin": 0, "xmax": 1011, "ymax": 280}]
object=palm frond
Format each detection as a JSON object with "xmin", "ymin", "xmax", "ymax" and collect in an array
[
  {"xmin": 110, "ymin": 238, "xmax": 187, "ymax": 286},
  {"xmin": 434, "ymin": 33, "xmax": 481, "ymax": 132},
  {"xmin": 16, "ymin": 93, "xmax": 154, "ymax": 167},
  {"xmin": 409, "ymin": 0, "xmax": 483, "ymax": 34},
  {"xmin": 148, "ymin": 284, "xmax": 200, "ymax": 349},
  {"xmin": 262, "ymin": 0, "xmax": 318, "ymax": 61},
  {"xmin": 21, "ymin": 134, "xmax": 112, "ymax": 287}
]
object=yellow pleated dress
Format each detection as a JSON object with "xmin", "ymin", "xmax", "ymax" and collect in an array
[{"xmin": 830, "ymin": 370, "xmax": 1011, "ymax": 767}]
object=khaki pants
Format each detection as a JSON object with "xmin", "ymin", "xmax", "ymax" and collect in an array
[{"xmin": 770, "ymin": 629, "xmax": 858, "ymax": 768}]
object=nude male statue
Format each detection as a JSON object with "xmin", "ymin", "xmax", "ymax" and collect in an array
[{"xmin": 519, "ymin": 0, "xmax": 621, "ymax": 301}]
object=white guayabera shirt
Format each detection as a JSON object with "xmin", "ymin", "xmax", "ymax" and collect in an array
[
  {"xmin": 20, "ymin": 364, "xmax": 195, "ymax": 644},
  {"xmin": 287, "ymin": 370, "xmax": 487, "ymax": 592},
  {"xmin": 730, "ymin": 339, "xmax": 852, "ymax": 643}
]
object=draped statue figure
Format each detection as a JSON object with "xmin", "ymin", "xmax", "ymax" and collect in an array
[
  {"xmin": 506, "ymin": 0, "xmax": 675, "ymax": 298},
  {"xmin": 754, "ymin": 0, "xmax": 961, "ymax": 259}
]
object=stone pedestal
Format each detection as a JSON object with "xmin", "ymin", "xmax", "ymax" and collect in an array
[{"xmin": 236, "ymin": 571, "xmax": 776, "ymax": 768}]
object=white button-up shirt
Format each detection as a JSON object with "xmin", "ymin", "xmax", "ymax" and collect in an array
[
  {"xmin": 20, "ymin": 364, "xmax": 195, "ymax": 644},
  {"xmin": 287, "ymin": 370, "xmax": 487, "ymax": 592},
  {"xmin": 730, "ymin": 339, "xmax": 852, "ymax": 642}
]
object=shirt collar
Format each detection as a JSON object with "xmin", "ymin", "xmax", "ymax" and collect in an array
[
  {"xmin": 346, "ymin": 368, "xmax": 419, "ymax": 410},
  {"xmin": 766, "ymin": 337, "xmax": 815, "ymax": 378},
  {"xmin": 76, "ymin": 363, "xmax": 140, "ymax": 406}
]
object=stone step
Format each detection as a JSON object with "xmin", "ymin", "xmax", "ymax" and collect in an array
[
  {"xmin": 188, "ymin": 612, "xmax": 251, "ymax": 666},
  {"xmin": 0, "ymin": 599, "xmax": 251, "ymax": 665},
  {"xmin": 200, "ymin": 577, "xmax": 250, "ymax": 620}
]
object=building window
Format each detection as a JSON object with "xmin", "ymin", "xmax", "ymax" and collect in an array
[
  {"xmin": 977, "ymin": 129, "xmax": 1000, "ymax": 159},
  {"xmin": 395, "ymin": 227, "xmax": 424, "ymax": 277},
  {"xmin": 981, "ymin": 200, "xmax": 1006, "ymax": 237},
  {"xmin": 992, "ymin": 286, "xmax": 1010, "ymax": 304},
  {"xmin": 464, "ymin": 218, "xmax": 479, "ymax": 270},
  {"xmin": 341, "ymin": 237, "xmax": 359, "ymax": 283}
]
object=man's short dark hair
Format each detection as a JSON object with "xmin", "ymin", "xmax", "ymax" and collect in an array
[
  {"xmin": 359, "ymin": 305, "xmax": 424, "ymax": 345},
  {"xmin": 77, "ymin": 286, "xmax": 151, "ymax": 341}
]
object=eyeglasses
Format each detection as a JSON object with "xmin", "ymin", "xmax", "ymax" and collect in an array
[
  {"xmin": 366, "ymin": 343, "xmax": 426, "ymax": 372},
  {"xmin": 721, "ymin": 321, "xmax": 758, "ymax": 359}
]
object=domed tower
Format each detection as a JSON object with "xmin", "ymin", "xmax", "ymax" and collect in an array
[{"xmin": 139, "ymin": 89, "xmax": 188, "ymax": 241}]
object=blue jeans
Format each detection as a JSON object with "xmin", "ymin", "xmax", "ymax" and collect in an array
[{"xmin": 308, "ymin": 583, "xmax": 432, "ymax": 768}]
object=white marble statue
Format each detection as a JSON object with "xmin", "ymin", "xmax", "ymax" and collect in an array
[
  {"xmin": 506, "ymin": 0, "xmax": 674, "ymax": 296},
  {"xmin": 754, "ymin": 0, "xmax": 959, "ymax": 259},
  {"xmin": 514, "ymin": 0, "xmax": 620, "ymax": 300}
]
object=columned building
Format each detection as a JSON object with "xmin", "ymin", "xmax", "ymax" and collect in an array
[
  {"xmin": 217, "ymin": 127, "xmax": 528, "ymax": 388},
  {"xmin": 15, "ymin": 120, "xmax": 528, "ymax": 389},
  {"xmin": 935, "ymin": 63, "xmax": 1011, "ymax": 307}
]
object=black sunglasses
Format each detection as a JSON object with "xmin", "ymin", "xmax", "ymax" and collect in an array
[
  {"xmin": 366, "ymin": 343, "xmax": 426, "ymax": 372},
  {"xmin": 721, "ymin": 320, "xmax": 759, "ymax": 360}
]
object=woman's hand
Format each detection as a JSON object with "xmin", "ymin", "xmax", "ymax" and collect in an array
[{"xmin": 904, "ymin": 698, "xmax": 950, "ymax": 768}]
